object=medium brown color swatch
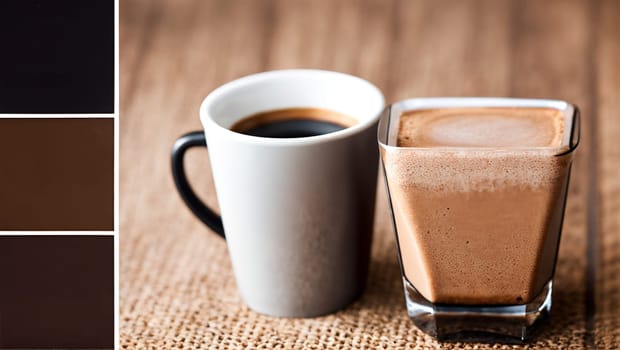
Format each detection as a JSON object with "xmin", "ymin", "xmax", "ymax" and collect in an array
[
  {"xmin": 0, "ymin": 118, "xmax": 114, "ymax": 230},
  {"xmin": 0, "ymin": 236, "xmax": 114, "ymax": 349}
]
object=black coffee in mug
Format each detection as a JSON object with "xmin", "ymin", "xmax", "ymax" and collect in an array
[
  {"xmin": 230, "ymin": 108, "xmax": 357, "ymax": 138},
  {"xmin": 171, "ymin": 69, "xmax": 384, "ymax": 318}
]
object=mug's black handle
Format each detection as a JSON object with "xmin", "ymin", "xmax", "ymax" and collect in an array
[{"xmin": 171, "ymin": 131, "xmax": 225, "ymax": 238}]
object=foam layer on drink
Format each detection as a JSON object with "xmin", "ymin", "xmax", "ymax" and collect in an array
[
  {"xmin": 397, "ymin": 107, "xmax": 564, "ymax": 148},
  {"xmin": 381, "ymin": 107, "xmax": 573, "ymax": 305},
  {"xmin": 386, "ymin": 108, "xmax": 569, "ymax": 192}
]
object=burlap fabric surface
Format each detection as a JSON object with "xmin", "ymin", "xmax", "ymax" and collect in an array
[{"xmin": 120, "ymin": 183, "xmax": 594, "ymax": 349}]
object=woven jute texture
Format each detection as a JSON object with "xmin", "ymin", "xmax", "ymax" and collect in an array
[
  {"xmin": 120, "ymin": 183, "xmax": 590, "ymax": 349},
  {"xmin": 594, "ymin": 2, "xmax": 620, "ymax": 345}
]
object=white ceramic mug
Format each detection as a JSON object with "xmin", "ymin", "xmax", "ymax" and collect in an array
[{"xmin": 172, "ymin": 69, "xmax": 385, "ymax": 317}]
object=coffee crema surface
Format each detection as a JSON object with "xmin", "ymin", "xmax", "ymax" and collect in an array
[
  {"xmin": 397, "ymin": 107, "xmax": 564, "ymax": 148},
  {"xmin": 231, "ymin": 108, "xmax": 357, "ymax": 138},
  {"xmin": 383, "ymin": 107, "xmax": 571, "ymax": 305}
]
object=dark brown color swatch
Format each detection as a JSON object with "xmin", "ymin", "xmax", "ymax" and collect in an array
[
  {"xmin": 0, "ymin": 0, "xmax": 114, "ymax": 113},
  {"xmin": 0, "ymin": 118, "xmax": 114, "ymax": 230},
  {"xmin": 0, "ymin": 236, "xmax": 114, "ymax": 349}
]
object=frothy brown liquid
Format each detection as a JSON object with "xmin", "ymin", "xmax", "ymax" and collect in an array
[
  {"xmin": 397, "ymin": 108, "xmax": 563, "ymax": 148},
  {"xmin": 383, "ymin": 108, "xmax": 572, "ymax": 305}
]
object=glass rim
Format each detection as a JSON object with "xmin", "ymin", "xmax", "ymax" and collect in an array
[{"xmin": 377, "ymin": 97, "xmax": 580, "ymax": 156}]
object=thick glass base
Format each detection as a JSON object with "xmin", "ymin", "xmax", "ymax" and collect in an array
[{"xmin": 404, "ymin": 277, "xmax": 552, "ymax": 344}]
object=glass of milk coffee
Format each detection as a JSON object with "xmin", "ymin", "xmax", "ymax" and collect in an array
[{"xmin": 378, "ymin": 98, "xmax": 580, "ymax": 343}]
